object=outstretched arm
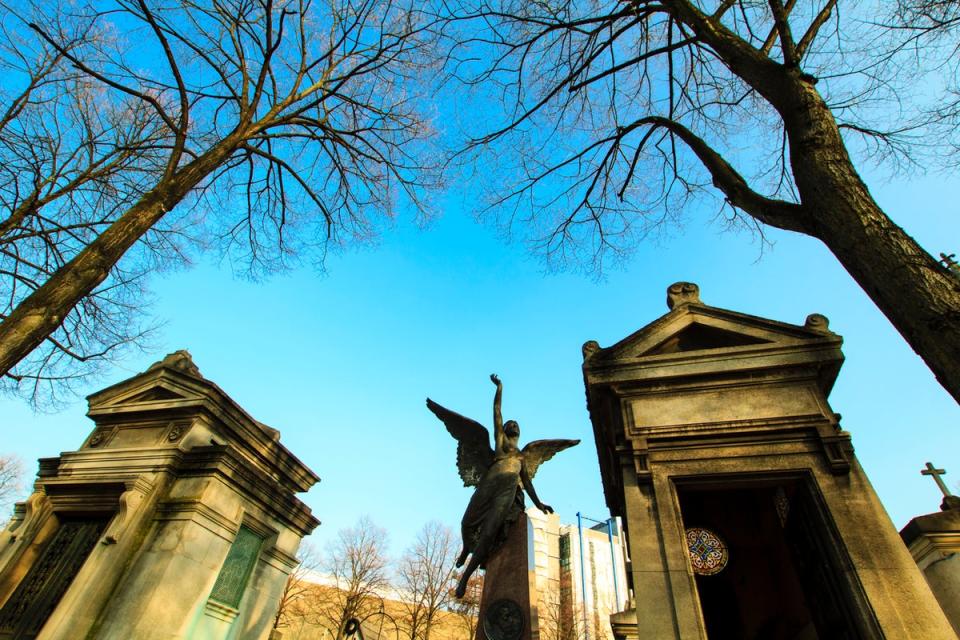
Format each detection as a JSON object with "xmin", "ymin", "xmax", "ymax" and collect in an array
[
  {"xmin": 521, "ymin": 462, "xmax": 553, "ymax": 514},
  {"xmin": 491, "ymin": 374, "xmax": 504, "ymax": 451}
]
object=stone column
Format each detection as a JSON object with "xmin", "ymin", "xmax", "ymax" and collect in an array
[{"xmin": 619, "ymin": 466, "xmax": 703, "ymax": 640}]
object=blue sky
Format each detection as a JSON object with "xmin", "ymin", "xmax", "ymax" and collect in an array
[{"xmin": 1, "ymin": 157, "xmax": 958, "ymax": 558}]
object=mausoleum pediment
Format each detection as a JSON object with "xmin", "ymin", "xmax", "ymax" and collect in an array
[
  {"xmin": 86, "ymin": 357, "xmax": 208, "ymax": 412},
  {"xmin": 119, "ymin": 384, "xmax": 192, "ymax": 404},
  {"xmin": 78, "ymin": 349, "xmax": 318, "ymax": 493},
  {"xmin": 583, "ymin": 282, "xmax": 839, "ymax": 364},
  {"xmin": 642, "ymin": 321, "xmax": 772, "ymax": 355}
]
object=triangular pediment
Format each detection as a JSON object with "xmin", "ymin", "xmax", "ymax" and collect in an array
[
  {"xmin": 124, "ymin": 386, "xmax": 187, "ymax": 403},
  {"xmin": 644, "ymin": 322, "xmax": 771, "ymax": 355},
  {"xmin": 592, "ymin": 303, "xmax": 838, "ymax": 363},
  {"xmin": 87, "ymin": 373, "xmax": 206, "ymax": 413}
]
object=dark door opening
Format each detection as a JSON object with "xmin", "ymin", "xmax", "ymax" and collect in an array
[{"xmin": 677, "ymin": 480, "xmax": 875, "ymax": 640}]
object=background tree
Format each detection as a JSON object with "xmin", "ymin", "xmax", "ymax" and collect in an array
[
  {"xmin": 0, "ymin": 454, "xmax": 24, "ymax": 516},
  {"xmin": 451, "ymin": 572, "xmax": 481, "ymax": 640},
  {"xmin": 271, "ymin": 541, "xmax": 320, "ymax": 635},
  {"xmin": 441, "ymin": 0, "xmax": 960, "ymax": 404},
  {"xmin": 396, "ymin": 521, "xmax": 458, "ymax": 640},
  {"xmin": 0, "ymin": 0, "xmax": 440, "ymax": 399},
  {"xmin": 319, "ymin": 516, "xmax": 391, "ymax": 639},
  {"xmin": 537, "ymin": 582, "xmax": 583, "ymax": 640}
]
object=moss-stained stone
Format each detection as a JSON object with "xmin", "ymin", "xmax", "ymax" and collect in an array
[{"xmin": 0, "ymin": 350, "xmax": 319, "ymax": 640}]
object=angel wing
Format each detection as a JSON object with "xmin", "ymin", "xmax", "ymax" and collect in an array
[
  {"xmin": 522, "ymin": 439, "xmax": 580, "ymax": 481},
  {"xmin": 426, "ymin": 398, "xmax": 495, "ymax": 487}
]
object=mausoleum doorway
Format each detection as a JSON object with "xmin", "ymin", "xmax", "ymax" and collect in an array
[
  {"xmin": 0, "ymin": 515, "xmax": 109, "ymax": 639},
  {"xmin": 677, "ymin": 477, "xmax": 874, "ymax": 640}
]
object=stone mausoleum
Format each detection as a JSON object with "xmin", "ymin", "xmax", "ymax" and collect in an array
[
  {"xmin": 0, "ymin": 351, "xmax": 319, "ymax": 640},
  {"xmin": 583, "ymin": 283, "xmax": 955, "ymax": 639}
]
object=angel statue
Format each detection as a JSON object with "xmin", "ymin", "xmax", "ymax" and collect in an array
[{"xmin": 426, "ymin": 374, "xmax": 579, "ymax": 598}]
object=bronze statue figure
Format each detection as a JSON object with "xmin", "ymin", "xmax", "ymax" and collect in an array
[{"xmin": 426, "ymin": 374, "xmax": 579, "ymax": 598}]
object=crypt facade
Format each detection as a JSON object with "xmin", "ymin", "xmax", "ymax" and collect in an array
[
  {"xmin": 582, "ymin": 282, "xmax": 954, "ymax": 639},
  {"xmin": 0, "ymin": 351, "xmax": 319, "ymax": 640}
]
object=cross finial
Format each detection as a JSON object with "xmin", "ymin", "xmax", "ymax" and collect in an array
[
  {"xmin": 941, "ymin": 252, "xmax": 960, "ymax": 277},
  {"xmin": 921, "ymin": 462, "xmax": 952, "ymax": 498}
]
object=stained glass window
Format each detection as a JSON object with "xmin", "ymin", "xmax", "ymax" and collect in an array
[
  {"xmin": 209, "ymin": 525, "xmax": 264, "ymax": 608},
  {"xmin": 685, "ymin": 527, "xmax": 728, "ymax": 576}
]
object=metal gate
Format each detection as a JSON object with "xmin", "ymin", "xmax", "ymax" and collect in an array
[{"xmin": 0, "ymin": 517, "xmax": 108, "ymax": 640}]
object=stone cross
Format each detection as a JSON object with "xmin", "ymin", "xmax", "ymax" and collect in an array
[
  {"xmin": 941, "ymin": 252, "xmax": 960, "ymax": 277},
  {"xmin": 921, "ymin": 462, "xmax": 953, "ymax": 498}
]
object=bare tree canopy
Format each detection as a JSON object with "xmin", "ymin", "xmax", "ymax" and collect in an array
[
  {"xmin": 0, "ymin": 454, "xmax": 24, "ymax": 516},
  {"xmin": 320, "ymin": 516, "xmax": 391, "ymax": 638},
  {"xmin": 451, "ymin": 572, "xmax": 481, "ymax": 639},
  {"xmin": 0, "ymin": 0, "xmax": 440, "ymax": 404},
  {"xmin": 439, "ymin": 0, "xmax": 960, "ymax": 404},
  {"xmin": 272, "ymin": 541, "xmax": 320, "ymax": 633},
  {"xmin": 397, "ymin": 521, "xmax": 458, "ymax": 640},
  {"xmin": 887, "ymin": 0, "xmax": 960, "ymax": 156},
  {"xmin": 0, "ymin": 5, "xmax": 168, "ymax": 406}
]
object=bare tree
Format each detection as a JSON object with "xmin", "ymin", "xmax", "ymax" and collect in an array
[
  {"xmin": 0, "ymin": 454, "xmax": 24, "ymax": 516},
  {"xmin": 319, "ymin": 516, "xmax": 391, "ymax": 639},
  {"xmin": 538, "ymin": 582, "xmax": 583, "ymax": 640},
  {"xmin": 440, "ymin": 1, "xmax": 960, "ymax": 404},
  {"xmin": 272, "ymin": 541, "xmax": 320, "ymax": 634},
  {"xmin": 886, "ymin": 1, "xmax": 960, "ymax": 157},
  {"xmin": 396, "ymin": 521, "xmax": 458, "ymax": 640},
  {"xmin": 0, "ymin": 0, "xmax": 440, "ymax": 396},
  {"xmin": 0, "ymin": 4, "xmax": 168, "ymax": 406},
  {"xmin": 451, "ymin": 572, "xmax": 481, "ymax": 640}
]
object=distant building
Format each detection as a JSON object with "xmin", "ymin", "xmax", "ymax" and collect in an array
[{"xmin": 527, "ymin": 508, "xmax": 630, "ymax": 640}]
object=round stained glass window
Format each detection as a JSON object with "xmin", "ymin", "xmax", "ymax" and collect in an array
[{"xmin": 685, "ymin": 527, "xmax": 728, "ymax": 576}]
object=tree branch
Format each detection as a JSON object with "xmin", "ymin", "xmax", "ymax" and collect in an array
[
  {"xmin": 796, "ymin": 0, "xmax": 838, "ymax": 60},
  {"xmin": 634, "ymin": 116, "xmax": 808, "ymax": 233},
  {"xmin": 768, "ymin": 0, "xmax": 799, "ymax": 65}
]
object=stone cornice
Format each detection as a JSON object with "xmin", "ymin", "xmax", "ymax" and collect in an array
[
  {"xmin": 176, "ymin": 445, "xmax": 320, "ymax": 537},
  {"xmin": 85, "ymin": 359, "xmax": 319, "ymax": 495},
  {"xmin": 901, "ymin": 508, "xmax": 960, "ymax": 549}
]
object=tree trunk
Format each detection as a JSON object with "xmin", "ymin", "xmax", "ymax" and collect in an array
[
  {"xmin": 666, "ymin": 0, "xmax": 960, "ymax": 405},
  {"xmin": 0, "ymin": 136, "xmax": 241, "ymax": 379},
  {"xmin": 780, "ymin": 77, "xmax": 960, "ymax": 404}
]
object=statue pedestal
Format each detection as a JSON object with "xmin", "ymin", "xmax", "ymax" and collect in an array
[{"xmin": 476, "ymin": 511, "xmax": 539, "ymax": 640}]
